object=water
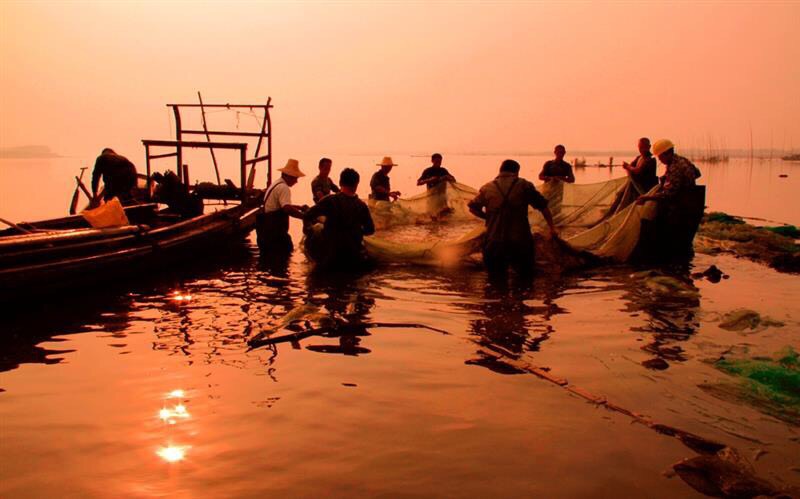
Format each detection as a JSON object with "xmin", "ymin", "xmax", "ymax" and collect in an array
[{"xmin": 1, "ymin": 155, "xmax": 799, "ymax": 497}]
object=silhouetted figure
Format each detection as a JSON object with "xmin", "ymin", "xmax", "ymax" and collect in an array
[
  {"xmin": 469, "ymin": 159, "xmax": 557, "ymax": 281},
  {"xmin": 304, "ymin": 168, "xmax": 375, "ymax": 270},
  {"xmin": 539, "ymin": 145, "xmax": 575, "ymax": 184},
  {"xmin": 370, "ymin": 156, "xmax": 401, "ymax": 201},
  {"xmin": 636, "ymin": 139, "xmax": 704, "ymax": 262},
  {"xmin": 256, "ymin": 159, "xmax": 308, "ymax": 255},
  {"xmin": 151, "ymin": 171, "xmax": 203, "ymax": 219},
  {"xmin": 623, "ymin": 137, "xmax": 658, "ymax": 193},
  {"xmin": 416, "ymin": 153, "xmax": 456, "ymax": 189},
  {"xmin": 311, "ymin": 157, "xmax": 340, "ymax": 204},
  {"xmin": 91, "ymin": 148, "xmax": 138, "ymax": 204}
]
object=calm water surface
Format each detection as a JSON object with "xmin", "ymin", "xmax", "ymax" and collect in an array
[{"xmin": 1, "ymin": 155, "xmax": 799, "ymax": 497}]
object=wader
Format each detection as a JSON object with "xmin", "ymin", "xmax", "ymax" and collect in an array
[
  {"xmin": 257, "ymin": 183, "xmax": 293, "ymax": 254},
  {"xmin": 482, "ymin": 178, "xmax": 534, "ymax": 278}
]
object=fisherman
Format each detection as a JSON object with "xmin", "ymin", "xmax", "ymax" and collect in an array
[
  {"xmin": 304, "ymin": 168, "xmax": 375, "ymax": 269},
  {"xmin": 539, "ymin": 145, "xmax": 575, "ymax": 184},
  {"xmin": 469, "ymin": 159, "xmax": 558, "ymax": 280},
  {"xmin": 623, "ymin": 137, "xmax": 658, "ymax": 193},
  {"xmin": 91, "ymin": 148, "xmax": 138, "ymax": 205},
  {"xmin": 370, "ymin": 156, "xmax": 402, "ymax": 201},
  {"xmin": 636, "ymin": 139, "xmax": 703, "ymax": 261},
  {"xmin": 417, "ymin": 153, "xmax": 456, "ymax": 189},
  {"xmin": 257, "ymin": 159, "xmax": 308, "ymax": 254},
  {"xmin": 311, "ymin": 157, "xmax": 340, "ymax": 204}
]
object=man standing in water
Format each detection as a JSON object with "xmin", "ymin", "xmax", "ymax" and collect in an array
[
  {"xmin": 539, "ymin": 145, "xmax": 575, "ymax": 184},
  {"xmin": 311, "ymin": 157, "xmax": 340, "ymax": 204},
  {"xmin": 636, "ymin": 139, "xmax": 703, "ymax": 261},
  {"xmin": 469, "ymin": 159, "xmax": 558, "ymax": 280},
  {"xmin": 304, "ymin": 168, "xmax": 375, "ymax": 269},
  {"xmin": 257, "ymin": 159, "xmax": 308, "ymax": 254},
  {"xmin": 91, "ymin": 148, "xmax": 138, "ymax": 205},
  {"xmin": 417, "ymin": 153, "xmax": 456, "ymax": 189},
  {"xmin": 370, "ymin": 156, "xmax": 401, "ymax": 201},
  {"xmin": 623, "ymin": 137, "xmax": 658, "ymax": 193}
]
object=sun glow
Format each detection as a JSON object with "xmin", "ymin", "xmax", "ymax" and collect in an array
[{"xmin": 156, "ymin": 445, "xmax": 189, "ymax": 463}]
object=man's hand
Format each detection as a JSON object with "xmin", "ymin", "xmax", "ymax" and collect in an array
[
  {"xmin": 635, "ymin": 195, "xmax": 651, "ymax": 206},
  {"xmin": 389, "ymin": 191, "xmax": 401, "ymax": 201}
]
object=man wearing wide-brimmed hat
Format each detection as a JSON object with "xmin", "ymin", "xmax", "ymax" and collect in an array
[
  {"xmin": 369, "ymin": 156, "xmax": 401, "ymax": 202},
  {"xmin": 256, "ymin": 159, "xmax": 308, "ymax": 254}
]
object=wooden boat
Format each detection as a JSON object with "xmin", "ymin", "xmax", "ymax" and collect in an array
[{"xmin": 0, "ymin": 100, "xmax": 275, "ymax": 299}]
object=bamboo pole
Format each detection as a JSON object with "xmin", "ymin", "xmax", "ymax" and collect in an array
[{"xmin": 197, "ymin": 92, "xmax": 222, "ymax": 186}]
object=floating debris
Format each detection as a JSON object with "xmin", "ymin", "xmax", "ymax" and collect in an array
[
  {"xmin": 672, "ymin": 447, "xmax": 782, "ymax": 498},
  {"xmin": 691, "ymin": 265, "xmax": 728, "ymax": 283},
  {"xmin": 717, "ymin": 309, "xmax": 784, "ymax": 332}
]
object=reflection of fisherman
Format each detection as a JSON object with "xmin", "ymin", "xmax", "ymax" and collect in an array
[
  {"xmin": 539, "ymin": 145, "xmax": 575, "ymax": 184},
  {"xmin": 91, "ymin": 148, "xmax": 138, "ymax": 204},
  {"xmin": 256, "ymin": 159, "xmax": 308, "ymax": 254},
  {"xmin": 417, "ymin": 153, "xmax": 455, "ymax": 189},
  {"xmin": 469, "ymin": 159, "xmax": 557, "ymax": 279},
  {"xmin": 370, "ymin": 156, "xmax": 401, "ymax": 201},
  {"xmin": 623, "ymin": 137, "xmax": 658, "ymax": 193},
  {"xmin": 304, "ymin": 168, "xmax": 375, "ymax": 269},
  {"xmin": 311, "ymin": 157, "xmax": 340, "ymax": 204},
  {"xmin": 636, "ymin": 139, "xmax": 703, "ymax": 261}
]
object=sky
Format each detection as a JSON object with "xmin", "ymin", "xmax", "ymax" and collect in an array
[{"xmin": 1, "ymin": 1, "xmax": 799, "ymax": 160}]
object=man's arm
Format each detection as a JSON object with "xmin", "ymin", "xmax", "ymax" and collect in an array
[
  {"xmin": 361, "ymin": 204, "xmax": 375, "ymax": 236},
  {"xmin": 91, "ymin": 158, "xmax": 102, "ymax": 196},
  {"xmin": 283, "ymin": 204, "xmax": 307, "ymax": 219},
  {"xmin": 563, "ymin": 169, "xmax": 575, "ymax": 183},
  {"xmin": 538, "ymin": 165, "xmax": 550, "ymax": 182},
  {"xmin": 467, "ymin": 193, "xmax": 486, "ymax": 220}
]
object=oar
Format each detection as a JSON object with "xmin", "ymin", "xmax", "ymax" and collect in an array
[
  {"xmin": 69, "ymin": 167, "xmax": 88, "ymax": 215},
  {"xmin": 0, "ymin": 217, "xmax": 32, "ymax": 234}
]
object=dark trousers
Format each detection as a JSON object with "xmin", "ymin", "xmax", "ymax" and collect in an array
[
  {"xmin": 482, "ymin": 239, "xmax": 534, "ymax": 280},
  {"xmin": 256, "ymin": 212, "xmax": 293, "ymax": 255}
]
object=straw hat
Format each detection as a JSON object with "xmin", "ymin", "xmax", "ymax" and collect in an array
[
  {"xmin": 376, "ymin": 156, "xmax": 398, "ymax": 167},
  {"xmin": 652, "ymin": 139, "xmax": 675, "ymax": 157},
  {"xmin": 279, "ymin": 158, "xmax": 305, "ymax": 178}
]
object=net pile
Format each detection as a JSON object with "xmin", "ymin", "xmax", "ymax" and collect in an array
[{"xmin": 364, "ymin": 179, "xmax": 658, "ymax": 267}]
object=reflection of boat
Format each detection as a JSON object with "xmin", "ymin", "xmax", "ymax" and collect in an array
[
  {"xmin": 0, "ymin": 100, "xmax": 274, "ymax": 299},
  {"xmin": 782, "ymin": 153, "xmax": 800, "ymax": 161}
]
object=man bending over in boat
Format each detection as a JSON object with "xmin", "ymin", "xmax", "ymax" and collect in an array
[
  {"xmin": 417, "ymin": 153, "xmax": 456, "ymax": 189},
  {"xmin": 636, "ymin": 139, "xmax": 703, "ymax": 262},
  {"xmin": 311, "ymin": 157, "xmax": 340, "ymax": 204},
  {"xmin": 539, "ymin": 145, "xmax": 575, "ymax": 184},
  {"xmin": 469, "ymin": 159, "xmax": 557, "ymax": 281},
  {"xmin": 257, "ymin": 159, "xmax": 308, "ymax": 254},
  {"xmin": 304, "ymin": 168, "xmax": 375, "ymax": 269},
  {"xmin": 91, "ymin": 148, "xmax": 138, "ymax": 205}
]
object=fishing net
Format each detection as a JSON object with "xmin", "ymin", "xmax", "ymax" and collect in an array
[
  {"xmin": 368, "ymin": 182, "xmax": 478, "ymax": 230},
  {"xmin": 363, "ymin": 178, "xmax": 660, "ymax": 266}
]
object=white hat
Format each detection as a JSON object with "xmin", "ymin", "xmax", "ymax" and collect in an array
[
  {"xmin": 377, "ymin": 156, "xmax": 398, "ymax": 167},
  {"xmin": 279, "ymin": 158, "xmax": 305, "ymax": 178}
]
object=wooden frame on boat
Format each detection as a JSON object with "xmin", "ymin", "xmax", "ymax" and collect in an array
[{"xmin": 0, "ymin": 98, "xmax": 275, "ymax": 299}]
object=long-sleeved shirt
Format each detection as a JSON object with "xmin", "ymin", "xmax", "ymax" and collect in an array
[{"xmin": 655, "ymin": 154, "xmax": 701, "ymax": 201}]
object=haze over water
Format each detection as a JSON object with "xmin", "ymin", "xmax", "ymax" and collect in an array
[{"xmin": 2, "ymin": 2, "xmax": 800, "ymax": 498}]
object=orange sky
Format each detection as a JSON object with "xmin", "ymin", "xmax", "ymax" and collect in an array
[{"xmin": 1, "ymin": 1, "xmax": 799, "ymax": 159}]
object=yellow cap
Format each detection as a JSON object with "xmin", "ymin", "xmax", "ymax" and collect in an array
[{"xmin": 652, "ymin": 139, "xmax": 675, "ymax": 157}]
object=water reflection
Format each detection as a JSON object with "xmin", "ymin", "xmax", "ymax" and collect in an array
[
  {"xmin": 620, "ymin": 267, "xmax": 701, "ymax": 370},
  {"xmin": 156, "ymin": 388, "xmax": 192, "ymax": 463}
]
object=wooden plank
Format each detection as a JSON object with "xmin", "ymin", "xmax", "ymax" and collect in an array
[
  {"xmin": 167, "ymin": 103, "xmax": 273, "ymax": 109},
  {"xmin": 181, "ymin": 130, "xmax": 269, "ymax": 138},
  {"xmin": 197, "ymin": 91, "xmax": 222, "ymax": 186},
  {"xmin": 142, "ymin": 140, "xmax": 247, "ymax": 150},
  {"xmin": 244, "ymin": 154, "xmax": 270, "ymax": 166}
]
